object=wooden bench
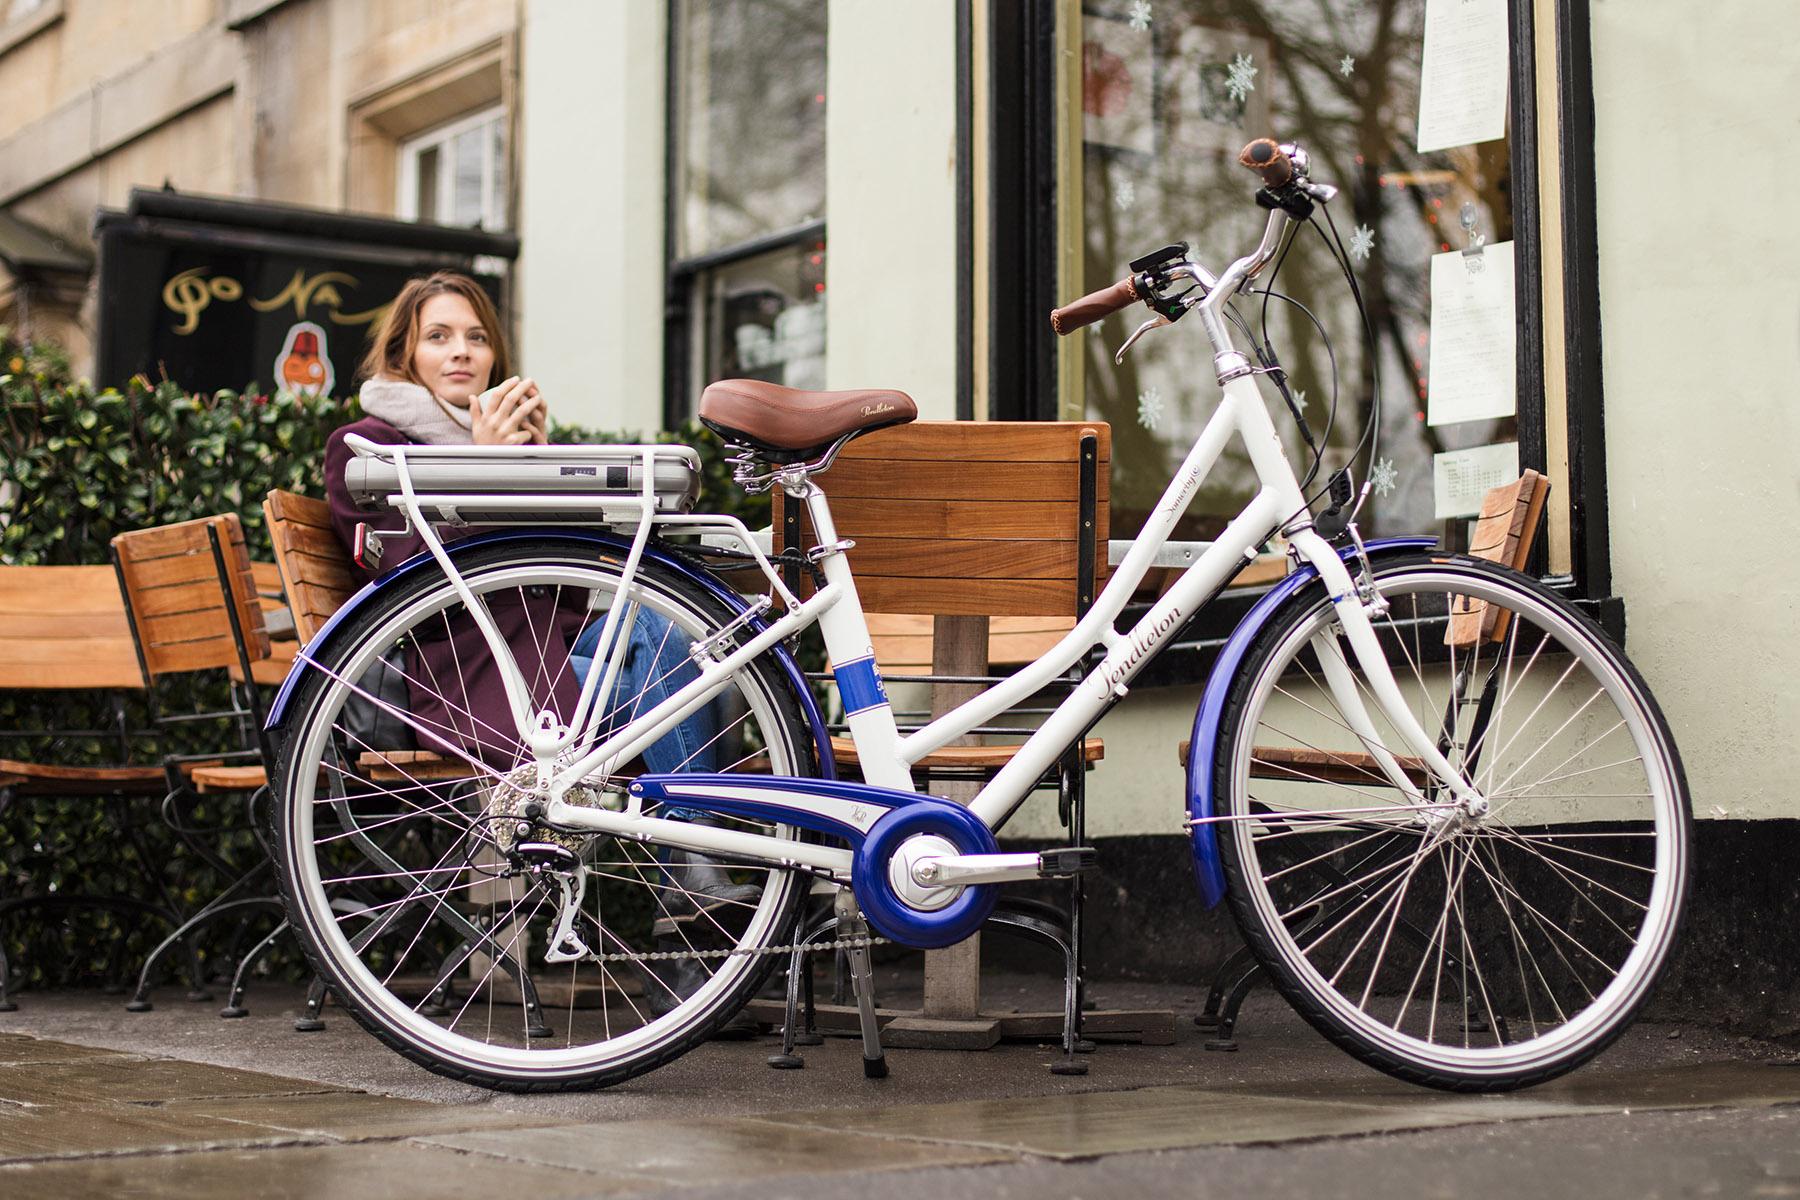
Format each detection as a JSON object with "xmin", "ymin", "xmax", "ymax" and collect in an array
[{"xmin": 768, "ymin": 420, "xmax": 1171, "ymax": 1059}]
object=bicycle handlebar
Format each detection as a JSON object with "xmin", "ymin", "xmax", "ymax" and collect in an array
[
  {"xmin": 1049, "ymin": 275, "xmax": 1140, "ymax": 336},
  {"xmin": 1050, "ymin": 137, "xmax": 1313, "ymax": 337}
]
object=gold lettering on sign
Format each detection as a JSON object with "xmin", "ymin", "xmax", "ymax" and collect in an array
[
  {"xmin": 162, "ymin": 269, "xmax": 244, "ymax": 335},
  {"xmin": 249, "ymin": 270, "xmax": 359, "ymax": 319},
  {"xmin": 859, "ymin": 402, "xmax": 895, "ymax": 417}
]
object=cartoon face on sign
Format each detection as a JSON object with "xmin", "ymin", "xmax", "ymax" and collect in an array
[{"xmin": 275, "ymin": 322, "xmax": 334, "ymax": 397}]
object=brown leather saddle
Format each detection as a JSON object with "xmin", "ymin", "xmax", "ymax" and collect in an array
[{"xmin": 698, "ymin": 378, "xmax": 917, "ymax": 464}]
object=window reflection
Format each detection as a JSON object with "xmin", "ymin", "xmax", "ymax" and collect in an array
[{"xmin": 1080, "ymin": 0, "xmax": 1519, "ymax": 553}]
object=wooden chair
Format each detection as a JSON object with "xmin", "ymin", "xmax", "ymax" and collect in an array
[
  {"xmin": 0, "ymin": 565, "xmax": 182, "ymax": 1010},
  {"xmin": 1185, "ymin": 469, "xmax": 1551, "ymax": 1048},
  {"xmin": 764, "ymin": 420, "xmax": 1170, "ymax": 1069},
  {"xmin": 110, "ymin": 514, "xmax": 292, "ymax": 1013},
  {"xmin": 263, "ymin": 489, "xmax": 466, "ymax": 783}
]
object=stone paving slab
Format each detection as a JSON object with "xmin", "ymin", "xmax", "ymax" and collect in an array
[
  {"xmin": 757, "ymin": 1061, "xmax": 1800, "ymax": 1160},
  {"xmin": 158, "ymin": 1091, "xmax": 575, "ymax": 1143},
  {"xmin": 0, "ymin": 1055, "xmax": 351, "ymax": 1107},
  {"xmin": 422, "ymin": 1114, "xmax": 1015, "ymax": 1187},
  {"xmin": 0, "ymin": 1035, "xmax": 120, "ymax": 1066},
  {"xmin": 758, "ymin": 1084, "xmax": 1480, "ymax": 1159},
  {"xmin": 0, "ymin": 1141, "xmax": 635, "ymax": 1200},
  {"xmin": 0, "ymin": 1100, "xmax": 304, "ymax": 1161}
]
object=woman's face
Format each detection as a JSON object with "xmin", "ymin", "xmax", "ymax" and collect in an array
[{"xmin": 411, "ymin": 292, "xmax": 494, "ymax": 408}]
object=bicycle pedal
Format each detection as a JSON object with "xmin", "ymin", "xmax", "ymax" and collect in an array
[{"xmin": 1037, "ymin": 847, "xmax": 1099, "ymax": 878}]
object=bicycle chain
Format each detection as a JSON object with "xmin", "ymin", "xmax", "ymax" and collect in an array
[{"xmin": 576, "ymin": 933, "xmax": 889, "ymax": 966}]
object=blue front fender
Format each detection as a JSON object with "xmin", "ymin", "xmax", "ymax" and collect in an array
[
  {"xmin": 263, "ymin": 529, "xmax": 835, "ymax": 779},
  {"xmin": 1186, "ymin": 537, "xmax": 1436, "ymax": 908}
]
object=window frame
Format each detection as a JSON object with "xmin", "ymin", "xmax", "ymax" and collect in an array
[
  {"xmin": 987, "ymin": 0, "xmax": 1615, "ymax": 686},
  {"xmin": 395, "ymin": 104, "xmax": 508, "ymax": 231},
  {"xmin": 661, "ymin": 2, "xmax": 829, "ymax": 429}
]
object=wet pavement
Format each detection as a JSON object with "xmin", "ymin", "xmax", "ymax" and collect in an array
[{"xmin": 2, "ymin": 977, "xmax": 1797, "ymax": 1198}]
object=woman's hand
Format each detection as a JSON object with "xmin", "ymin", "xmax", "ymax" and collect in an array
[{"xmin": 472, "ymin": 376, "xmax": 549, "ymax": 445}]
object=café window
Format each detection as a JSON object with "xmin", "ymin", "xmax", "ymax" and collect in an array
[
  {"xmin": 666, "ymin": 0, "xmax": 827, "ymax": 424},
  {"xmin": 397, "ymin": 106, "xmax": 508, "ymax": 230},
  {"xmin": 1073, "ymin": 1, "xmax": 1531, "ymax": 559}
]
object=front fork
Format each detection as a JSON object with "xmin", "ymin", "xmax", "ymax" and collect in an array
[{"xmin": 1287, "ymin": 529, "xmax": 1488, "ymax": 819}]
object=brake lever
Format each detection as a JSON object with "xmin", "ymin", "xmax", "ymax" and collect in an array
[{"xmin": 1115, "ymin": 313, "xmax": 1170, "ymax": 364}]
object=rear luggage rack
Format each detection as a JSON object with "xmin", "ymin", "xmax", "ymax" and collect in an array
[{"xmin": 342, "ymin": 434, "xmax": 701, "ymax": 527}]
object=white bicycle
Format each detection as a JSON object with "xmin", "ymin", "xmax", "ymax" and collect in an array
[{"xmin": 267, "ymin": 139, "xmax": 1689, "ymax": 1093}]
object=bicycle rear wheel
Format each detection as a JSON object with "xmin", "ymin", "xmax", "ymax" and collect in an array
[
  {"xmin": 1215, "ymin": 554, "xmax": 1689, "ymax": 1091},
  {"xmin": 270, "ymin": 537, "xmax": 819, "ymax": 1091}
]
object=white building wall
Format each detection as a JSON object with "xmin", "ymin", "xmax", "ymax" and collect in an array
[
  {"xmin": 824, "ymin": 0, "xmax": 961, "ymax": 418},
  {"xmin": 1589, "ymin": 0, "xmax": 1800, "ymax": 820},
  {"xmin": 517, "ymin": 0, "xmax": 666, "ymax": 435}
]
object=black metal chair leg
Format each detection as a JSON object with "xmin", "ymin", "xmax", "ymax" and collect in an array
[
  {"xmin": 220, "ymin": 921, "xmax": 289, "ymax": 1018},
  {"xmin": 125, "ymin": 896, "xmax": 284, "ymax": 1011},
  {"xmin": 0, "ymin": 935, "xmax": 15, "ymax": 1012},
  {"xmin": 1195, "ymin": 940, "xmax": 1262, "ymax": 1028}
]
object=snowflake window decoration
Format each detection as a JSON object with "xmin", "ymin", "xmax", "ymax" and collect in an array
[
  {"xmin": 1339, "ymin": 54, "xmax": 1356, "ymax": 77},
  {"xmin": 1114, "ymin": 178, "xmax": 1137, "ymax": 211},
  {"xmin": 1137, "ymin": 387, "xmax": 1165, "ymax": 432},
  {"xmin": 1371, "ymin": 457, "xmax": 1398, "ymax": 497},
  {"xmin": 1348, "ymin": 223, "xmax": 1376, "ymax": 262},
  {"xmin": 1225, "ymin": 53, "xmax": 1257, "ymax": 104},
  {"xmin": 1128, "ymin": 0, "xmax": 1152, "ymax": 32}
]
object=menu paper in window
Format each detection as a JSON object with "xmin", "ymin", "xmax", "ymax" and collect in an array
[
  {"xmin": 1434, "ymin": 442, "xmax": 1518, "ymax": 520},
  {"xmin": 1427, "ymin": 242, "xmax": 1516, "ymax": 427},
  {"xmin": 1416, "ymin": 0, "xmax": 1510, "ymax": 154}
]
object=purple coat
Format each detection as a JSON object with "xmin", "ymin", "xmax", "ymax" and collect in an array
[{"xmin": 324, "ymin": 417, "xmax": 587, "ymax": 766}]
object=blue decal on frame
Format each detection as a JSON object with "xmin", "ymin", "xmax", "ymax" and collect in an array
[{"xmin": 834, "ymin": 655, "xmax": 890, "ymax": 716}]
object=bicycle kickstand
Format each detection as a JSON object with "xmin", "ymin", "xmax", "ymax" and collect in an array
[{"xmin": 836, "ymin": 891, "xmax": 888, "ymax": 1080}]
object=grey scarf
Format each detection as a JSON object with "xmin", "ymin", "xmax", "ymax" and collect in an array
[{"xmin": 357, "ymin": 379, "xmax": 475, "ymax": 445}]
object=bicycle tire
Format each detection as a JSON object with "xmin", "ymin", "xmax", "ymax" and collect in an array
[
  {"xmin": 1214, "ymin": 553, "xmax": 1690, "ymax": 1091},
  {"xmin": 269, "ymin": 536, "xmax": 818, "ymax": 1091}
]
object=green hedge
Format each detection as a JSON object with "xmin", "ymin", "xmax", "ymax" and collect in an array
[{"xmin": 0, "ymin": 328, "xmax": 768, "ymax": 991}]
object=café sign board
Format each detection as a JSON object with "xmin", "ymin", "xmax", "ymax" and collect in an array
[{"xmin": 95, "ymin": 189, "xmax": 516, "ymax": 395}]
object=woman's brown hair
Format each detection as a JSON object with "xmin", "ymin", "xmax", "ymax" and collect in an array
[{"xmin": 359, "ymin": 271, "xmax": 512, "ymax": 390}]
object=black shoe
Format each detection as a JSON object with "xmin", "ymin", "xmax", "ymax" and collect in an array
[{"xmin": 641, "ymin": 939, "xmax": 760, "ymax": 1039}]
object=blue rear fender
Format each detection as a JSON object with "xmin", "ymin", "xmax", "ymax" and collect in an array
[
  {"xmin": 1186, "ymin": 538, "xmax": 1435, "ymax": 908},
  {"xmin": 262, "ymin": 529, "xmax": 835, "ymax": 779}
]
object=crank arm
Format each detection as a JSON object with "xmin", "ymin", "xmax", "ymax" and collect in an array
[{"xmin": 911, "ymin": 848, "xmax": 1098, "ymax": 888}]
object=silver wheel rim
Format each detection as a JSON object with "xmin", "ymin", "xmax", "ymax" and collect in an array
[
  {"xmin": 1228, "ymin": 563, "xmax": 1685, "ymax": 1078},
  {"xmin": 282, "ymin": 552, "xmax": 804, "ymax": 1081}
]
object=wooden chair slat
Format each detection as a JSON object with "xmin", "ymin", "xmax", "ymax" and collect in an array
[
  {"xmin": 265, "ymin": 491, "xmax": 358, "ymax": 644},
  {"xmin": 1175, "ymin": 740, "xmax": 1429, "ymax": 788},
  {"xmin": 0, "ymin": 566, "xmax": 146, "ymax": 690},
  {"xmin": 113, "ymin": 515, "xmax": 271, "ymax": 677},
  {"xmin": 838, "ymin": 538, "xmax": 1081, "ymax": 582},
  {"xmin": 819, "ymin": 460, "xmax": 1110, "ymax": 504},
  {"xmin": 1447, "ymin": 469, "xmax": 1550, "ymax": 647},
  {"xmin": 355, "ymin": 750, "xmax": 474, "ymax": 782},
  {"xmin": 831, "ymin": 737, "xmax": 1102, "ymax": 770},
  {"xmin": 839, "ymin": 421, "xmax": 1112, "ymax": 463}
]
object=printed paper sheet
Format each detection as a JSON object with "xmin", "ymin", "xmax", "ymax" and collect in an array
[
  {"xmin": 1417, "ymin": 0, "xmax": 1510, "ymax": 154},
  {"xmin": 1427, "ymin": 242, "xmax": 1516, "ymax": 427}
]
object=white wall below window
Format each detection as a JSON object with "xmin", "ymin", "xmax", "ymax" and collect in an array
[
  {"xmin": 516, "ymin": 0, "xmax": 666, "ymax": 435},
  {"xmin": 1590, "ymin": 0, "xmax": 1800, "ymax": 821}
]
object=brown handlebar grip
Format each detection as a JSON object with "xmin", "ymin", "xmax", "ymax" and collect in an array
[
  {"xmin": 1049, "ymin": 275, "xmax": 1140, "ymax": 336},
  {"xmin": 1238, "ymin": 138, "xmax": 1294, "ymax": 189}
]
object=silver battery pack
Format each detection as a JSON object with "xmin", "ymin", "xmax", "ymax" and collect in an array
[{"xmin": 343, "ymin": 445, "xmax": 702, "ymax": 525}]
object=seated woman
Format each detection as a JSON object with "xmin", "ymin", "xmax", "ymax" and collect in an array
[{"xmin": 322, "ymin": 272, "xmax": 754, "ymax": 941}]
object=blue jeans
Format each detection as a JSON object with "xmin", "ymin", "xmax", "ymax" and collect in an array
[{"xmin": 570, "ymin": 610, "xmax": 713, "ymax": 820}]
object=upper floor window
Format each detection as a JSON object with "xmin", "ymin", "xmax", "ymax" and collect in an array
[{"xmin": 398, "ymin": 106, "xmax": 508, "ymax": 230}]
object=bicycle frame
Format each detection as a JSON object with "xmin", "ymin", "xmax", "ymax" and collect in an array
[{"xmin": 346, "ymin": 209, "xmax": 1485, "ymax": 884}]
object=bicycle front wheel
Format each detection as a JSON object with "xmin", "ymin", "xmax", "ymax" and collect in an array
[
  {"xmin": 271, "ymin": 537, "xmax": 819, "ymax": 1091},
  {"xmin": 1215, "ymin": 554, "xmax": 1689, "ymax": 1091}
]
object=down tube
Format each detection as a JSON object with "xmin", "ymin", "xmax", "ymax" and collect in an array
[{"xmin": 968, "ymin": 492, "xmax": 1287, "ymax": 835}]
